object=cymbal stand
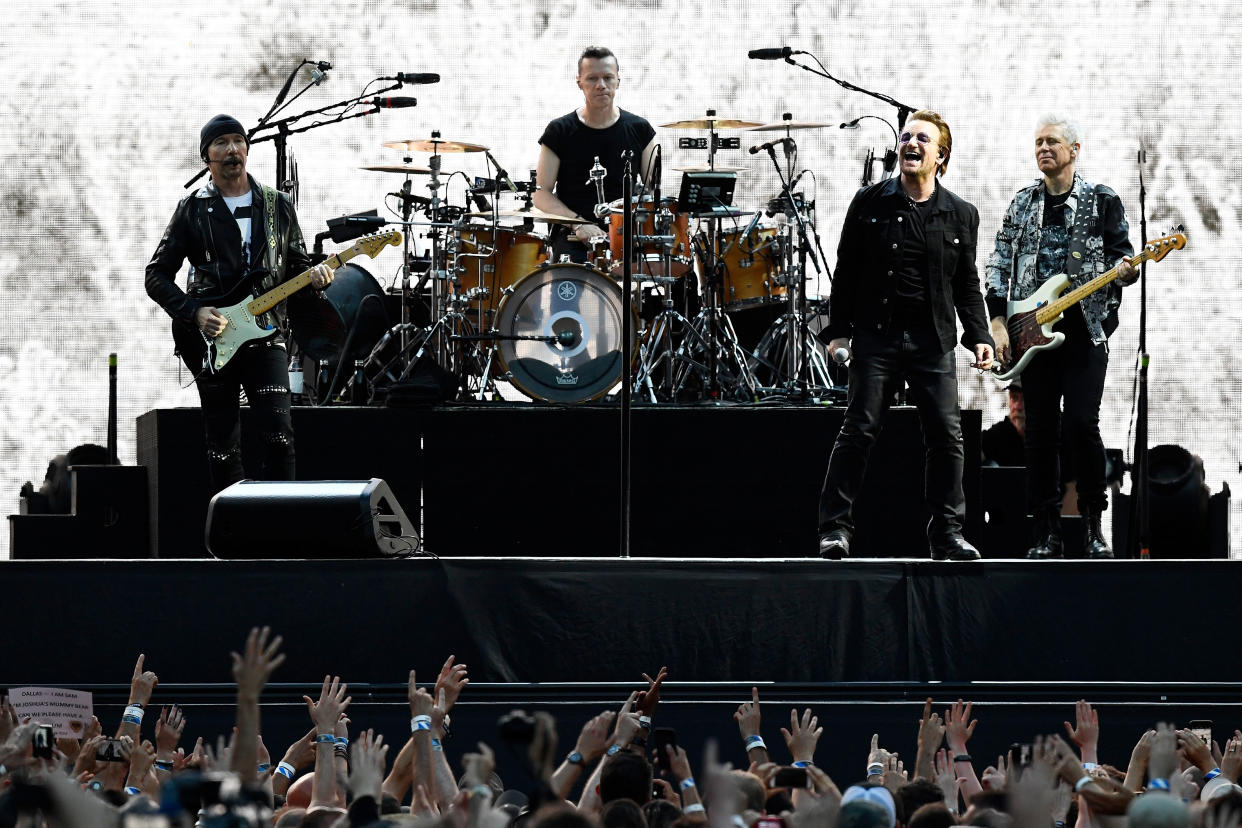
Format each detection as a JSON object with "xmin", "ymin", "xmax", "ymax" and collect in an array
[
  {"xmin": 633, "ymin": 204, "xmax": 698, "ymax": 401},
  {"xmin": 750, "ymin": 137, "xmax": 834, "ymax": 398}
]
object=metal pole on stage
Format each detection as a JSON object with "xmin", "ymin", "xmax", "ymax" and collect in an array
[
  {"xmin": 620, "ymin": 155, "xmax": 634, "ymax": 559},
  {"xmin": 1128, "ymin": 147, "xmax": 1152, "ymax": 559}
]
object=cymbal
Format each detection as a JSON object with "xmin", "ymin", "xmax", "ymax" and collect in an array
[
  {"xmin": 360, "ymin": 163, "xmax": 433, "ymax": 175},
  {"xmin": 748, "ymin": 120, "xmax": 834, "ymax": 132},
  {"xmin": 465, "ymin": 207, "xmax": 593, "ymax": 225},
  {"xmin": 672, "ymin": 165, "xmax": 745, "ymax": 173},
  {"xmin": 659, "ymin": 117, "xmax": 763, "ymax": 130},
  {"xmin": 383, "ymin": 137, "xmax": 488, "ymax": 153}
]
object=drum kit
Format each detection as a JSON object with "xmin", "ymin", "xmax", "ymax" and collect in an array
[{"xmin": 310, "ymin": 114, "xmax": 848, "ymax": 406}]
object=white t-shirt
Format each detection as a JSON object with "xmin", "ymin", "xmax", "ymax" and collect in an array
[{"xmin": 222, "ymin": 190, "xmax": 254, "ymax": 263}]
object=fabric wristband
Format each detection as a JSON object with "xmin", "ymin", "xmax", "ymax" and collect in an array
[
  {"xmin": 684, "ymin": 804, "xmax": 706, "ymax": 815},
  {"xmin": 793, "ymin": 761, "xmax": 814, "ymax": 768},
  {"xmin": 257, "ymin": 763, "xmax": 270, "ymax": 774},
  {"xmin": 639, "ymin": 716, "xmax": 653, "ymax": 729},
  {"xmin": 275, "ymin": 762, "xmax": 296, "ymax": 780},
  {"xmin": 125, "ymin": 786, "xmax": 141, "ymax": 796},
  {"xmin": 1149, "ymin": 778, "xmax": 1170, "ymax": 791},
  {"xmin": 953, "ymin": 754, "xmax": 972, "ymax": 763},
  {"xmin": 334, "ymin": 737, "xmax": 348, "ymax": 748},
  {"xmin": 606, "ymin": 744, "xmax": 622, "ymax": 757},
  {"xmin": 471, "ymin": 785, "xmax": 493, "ymax": 798},
  {"xmin": 680, "ymin": 777, "xmax": 696, "ymax": 790},
  {"xmin": 1082, "ymin": 762, "xmax": 1098, "ymax": 771},
  {"xmin": 1074, "ymin": 776, "xmax": 1093, "ymax": 793},
  {"xmin": 314, "ymin": 733, "xmax": 336, "ymax": 744},
  {"xmin": 122, "ymin": 705, "xmax": 145, "ymax": 725},
  {"xmin": 432, "ymin": 738, "xmax": 443, "ymax": 752},
  {"xmin": 867, "ymin": 762, "xmax": 884, "ymax": 776},
  {"xmin": 153, "ymin": 760, "xmax": 174, "ymax": 772},
  {"xmin": 1205, "ymin": 768, "xmax": 1223, "ymax": 782},
  {"xmin": 411, "ymin": 715, "xmax": 432, "ymax": 733},
  {"xmin": 744, "ymin": 735, "xmax": 766, "ymax": 751}
]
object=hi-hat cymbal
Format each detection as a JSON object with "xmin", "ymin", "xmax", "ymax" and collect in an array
[
  {"xmin": 748, "ymin": 120, "xmax": 834, "ymax": 132},
  {"xmin": 465, "ymin": 207, "xmax": 593, "ymax": 225},
  {"xmin": 360, "ymin": 163, "xmax": 433, "ymax": 175},
  {"xmin": 383, "ymin": 137, "xmax": 488, "ymax": 153},
  {"xmin": 659, "ymin": 117, "xmax": 763, "ymax": 130}
]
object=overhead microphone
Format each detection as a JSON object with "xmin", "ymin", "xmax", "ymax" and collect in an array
[
  {"xmin": 370, "ymin": 96, "xmax": 418, "ymax": 109},
  {"xmin": 380, "ymin": 72, "xmax": 441, "ymax": 85},
  {"xmin": 748, "ymin": 137, "xmax": 794, "ymax": 155},
  {"xmin": 840, "ymin": 118, "xmax": 863, "ymax": 129},
  {"xmin": 485, "ymin": 150, "xmax": 519, "ymax": 193},
  {"xmin": 748, "ymin": 46, "xmax": 794, "ymax": 60},
  {"xmin": 314, "ymin": 61, "xmax": 333, "ymax": 70}
]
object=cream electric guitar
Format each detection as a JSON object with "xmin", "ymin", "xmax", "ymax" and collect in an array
[
  {"xmin": 173, "ymin": 231, "xmax": 401, "ymax": 374},
  {"xmin": 991, "ymin": 228, "xmax": 1187, "ymax": 381}
]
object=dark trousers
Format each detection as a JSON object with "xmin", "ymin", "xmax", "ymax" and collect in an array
[
  {"xmin": 1021, "ymin": 305, "xmax": 1109, "ymax": 523},
  {"xmin": 196, "ymin": 341, "xmax": 295, "ymax": 494},
  {"xmin": 818, "ymin": 316, "xmax": 966, "ymax": 542}
]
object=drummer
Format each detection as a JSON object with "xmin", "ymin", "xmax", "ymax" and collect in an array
[{"xmin": 534, "ymin": 46, "xmax": 658, "ymax": 263}]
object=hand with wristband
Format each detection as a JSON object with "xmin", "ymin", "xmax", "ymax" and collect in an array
[
  {"xmin": 734, "ymin": 687, "xmax": 769, "ymax": 764},
  {"xmin": 462, "ymin": 740, "xmax": 497, "ymax": 797},
  {"xmin": 304, "ymin": 675, "xmax": 351, "ymax": 810},
  {"xmin": 1148, "ymin": 722, "xmax": 1178, "ymax": 791},
  {"xmin": 230, "ymin": 626, "xmax": 286, "ymax": 784},
  {"xmin": 550, "ymin": 709, "xmax": 614, "ymax": 800},
  {"xmin": 1220, "ymin": 732, "xmax": 1242, "ymax": 783},
  {"xmin": 95, "ymin": 735, "xmax": 134, "ymax": 792},
  {"xmin": 407, "ymin": 669, "xmax": 438, "ymax": 804},
  {"xmin": 272, "ymin": 727, "xmax": 316, "ymax": 794},
  {"xmin": 914, "ymin": 698, "xmax": 947, "ymax": 781},
  {"xmin": 154, "ymin": 705, "xmax": 185, "ymax": 773},
  {"xmin": 781, "ymin": 707, "xmax": 822, "ymax": 765},
  {"xmin": 944, "ymin": 699, "xmax": 983, "ymax": 800},
  {"xmin": 1122, "ymin": 729, "xmax": 1155, "ymax": 792},
  {"xmin": 434, "ymin": 655, "xmax": 469, "ymax": 715},
  {"xmin": 612, "ymin": 691, "xmax": 642, "ymax": 751},
  {"xmin": 1178, "ymin": 726, "xmax": 1217, "ymax": 774},
  {"xmin": 118, "ymin": 654, "xmax": 158, "ymax": 740},
  {"xmin": 1063, "ymin": 700, "xmax": 1101, "ymax": 766},
  {"xmin": 126, "ymin": 738, "xmax": 158, "ymax": 797}
]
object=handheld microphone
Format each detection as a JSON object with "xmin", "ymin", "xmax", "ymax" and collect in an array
[
  {"xmin": 833, "ymin": 348, "xmax": 850, "ymax": 365},
  {"xmin": 749, "ymin": 137, "xmax": 793, "ymax": 155},
  {"xmin": 380, "ymin": 72, "xmax": 441, "ymax": 85},
  {"xmin": 485, "ymin": 150, "xmax": 518, "ymax": 192},
  {"xmin": 748, "ymin": 46, "xmax": 793, "ymax": 60},
  {"xmin": 370, "ymin": 96, "xmax": 418, "ymax": 109}
]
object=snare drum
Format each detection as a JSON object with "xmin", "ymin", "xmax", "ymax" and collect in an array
[
  {"xmin": 707, "ymin": 224, "xmax": 785, "ymax": 311},
  {"xmin": 607, "ymin": 195, "xmax": 692, "ymax": 279},
  {"xmin": 493, "ymin": 262, "xmax": 638, "ymax": 404},
  {"xmin": 453, "ymin": 225, "xmax": 548, "ymax": 315}
]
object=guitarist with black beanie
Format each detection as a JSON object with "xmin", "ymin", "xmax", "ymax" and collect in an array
[{"xmin": 145, "ymin": 113, "xmax": 334, "ymax": 494}]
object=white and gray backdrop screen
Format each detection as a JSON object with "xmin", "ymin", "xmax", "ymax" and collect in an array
[{"xmin": 3, "ymin": 0, "xmax": 1236, "ymax": 557}]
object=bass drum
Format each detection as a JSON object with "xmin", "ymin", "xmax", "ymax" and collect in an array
[
  {"xmin": 494, "ymin": 263, "xmax": 638, "ymax": 403},
  {"xmin": 289, "ymin": 262, "xmax": 388, "ymax": 361}
]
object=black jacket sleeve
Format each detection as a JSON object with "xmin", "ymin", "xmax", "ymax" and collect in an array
[
  {"xmin": 144, "ymin": 197, "xmax": 202, "ymax": 324},
  {"xmin": 951, "ymin": 201, "xmax": 994, "ymax": 350}
]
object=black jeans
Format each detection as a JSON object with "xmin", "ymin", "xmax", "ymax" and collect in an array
[
  {"xmin": 1021, "ymin": 305, "xmax": 1109, "ymax": 523},
  {"xmin": 196, "ymin": 341, "xmax": 295, "ymax": 494},
  {"xmin": 818, "ymin": 315, "xmax": 966, "ymax": 542}
]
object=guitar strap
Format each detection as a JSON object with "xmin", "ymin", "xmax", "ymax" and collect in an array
[
  {"xmin": 1065, "ymin": 181, "xmax": 1095, "ymax": 279},
  {"xmin": 262, "ymin": 184, "xmax": 278, "ymax": 275}
]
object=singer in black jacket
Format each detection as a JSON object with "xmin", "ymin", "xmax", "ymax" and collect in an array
[
  {"xmin": 145, "ymin": 114, "xmax": 333, "ymax": 495},
  {"xmin": 533, "ymin": 45, "xmax": 657, "ymax": 262},
  {"xmin": 818, "ymin": 110, "xmax": 994, "ymax": 561}
]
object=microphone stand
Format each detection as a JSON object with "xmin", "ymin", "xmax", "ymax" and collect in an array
[
  {"xmin": 620, "ymin": 152, "xmax": 635, "ymax": 559},
  {"xmin": 778, "ymin": 52, "xmax": 918, "ymax": 131},
  {"xmin": 183, "ymin": 76, "xmax": 404, "ymax": 190},
  {"xmin": 1127, "ymin": 147, "xmax": 1152, "ymax": 559}
]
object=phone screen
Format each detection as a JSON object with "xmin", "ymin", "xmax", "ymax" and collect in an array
[
  {"xmin": 1189, "ymin": 720, "xmax": 1213, "ymax": 747},
  {"xmin": 653, "ymin": 727, "xmax": 677, "ymax": 772}
]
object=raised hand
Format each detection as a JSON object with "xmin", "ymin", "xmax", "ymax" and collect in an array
[
  {"xmin": 1063, "ymin": 700, "xmax": 1100, "ymax": 763},
  {"xmin": 666, "ymin": 744, "xmax": 694, "ymax": 784},
  {"xmin": 127, "ymin": 739, "xmax": 157, "ymax": 789},
  {"xmin": 407, "ymin": 670, "xmax": 434, "ymax": 717},
  {"xmin": 231, "ymin": 627, "xmax": 286, "ymax": 699},
  {"xmin": 868, "ymin": 733, "xmax": 895, "ymax": 767},
  {"xmin": 1179, "ymin": 727, "xmax": 1217, "ymax": 773},
  {"xmin": 945, "ymin": 699, "xmax": 977, "ymax": 754},
  {"xmin": 575, "ymin": 710, "xmax": 616, "ymax": 762},
  {"xmin": 348, "ymin": 729, "xmax": 389, "ymax": 802},
  {"xmin": 653, "ymin": 777, "xmax": 679, "ymax": 804},
  {"xmin": 304, "ymin": 676, "xmax": 351, "ymax": 734},
  {"xmin": 462, "ymin": 741, "xmax": 496, "ymax": 791},
  {"xmin": 613, "ymin": 692, "xmax": 642, "ymax": 748},
  {"xmin": 933, "ymin": 748, "xmax": 961, "ymax": 812},
  {"xmin": 882, "ymin": 754, "xmax": 908, "ymax": 795},
  {"xmin": 434, "ymin": 656, "xmax": 469, "ymax": 714},
  {"xmin": 130, "ymin": 654, "xmax": 159, "ymax": 706},
  {"xmin": 915, "ymin": 698, "xmax": 946, "ymax": 780},
  {"xmin": 981, "ymin": 754, "xmax": 1008, "ymax": 791},
  {"xmin": 155, "ymin": 705, "xmax": 186, "ymax": 756},
  {"xmin": 781, "ymin": 708, "xmax": 822, "ymax": 764},
  {"xmin": 734, "ymin": 687, "xmax": 762, "ymax": 740},
  {"xmin": 636, "ymin": 666, "xmax": 669, "ymax": 718},
  {"xmin": 281, "ymin": 727, "xmax": 318, "ymax": 773},
  {"xmin": 1221, "ymin": 732, "xmax": 1242, "ymax": 783},
  {"xmin": 0, "ymin": 695, "xmax": 17, "ymax": 742}
]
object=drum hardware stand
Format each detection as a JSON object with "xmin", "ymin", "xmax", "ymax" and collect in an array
[
  {"xmin": 619, "ymin": 152, "xmax": 636, "ymax": 559},
  {"xmin": 749, "ymin": 138, "xmax": 835, "ymax": 399}
]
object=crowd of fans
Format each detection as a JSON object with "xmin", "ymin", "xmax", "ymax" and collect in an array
[{"xmin": 2, "ymin": 628, "xmax": 1238, "ymax": 828}]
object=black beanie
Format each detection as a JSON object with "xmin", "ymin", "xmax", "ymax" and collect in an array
[{"xmin": 199, "ymin": 114, "xmax": 248, "ymax": 160}]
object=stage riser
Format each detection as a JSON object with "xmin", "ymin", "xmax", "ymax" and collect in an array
[{"xmin": 136, "ymin": 406, "xmax": 981, "ymax": 559}]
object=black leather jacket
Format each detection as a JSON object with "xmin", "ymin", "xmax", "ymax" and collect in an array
[
  {"xmin": 824, "ymin": 176, "xmax": 993, "ymax": 354},
  {"xmin": 145, "ymin": 174, "xmax": 314, "ymax": 332}
]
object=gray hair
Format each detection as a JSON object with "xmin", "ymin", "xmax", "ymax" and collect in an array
[{"xmin": 1036, "ymin": 114, "xmax": 1080, "ymax": 146}]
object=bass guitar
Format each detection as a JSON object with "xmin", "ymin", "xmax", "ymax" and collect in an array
[
  {"xmin": 991, "ymin": 227, "xmax": 1187, "ymax": 381},
  {"xmin": 172, "ymin": 231, "xmax": 401, "ymax": 374}
]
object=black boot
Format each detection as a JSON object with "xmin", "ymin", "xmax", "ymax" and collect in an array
[
  {"xmin": 1026, "ymin": 512, "xmax": 1063, "ymax": 559},
  {"xmin": 1081, "ymin": 506, "xmax": 1113, "ymax": 559}
]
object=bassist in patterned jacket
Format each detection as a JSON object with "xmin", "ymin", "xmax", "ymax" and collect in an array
[
  {"xmin": 985, "ymin": 115, "xmax": 1135, "ymax": 559},
  {"xmin": 145, "ymin": 114, "xmax": 333, "ymax": 494}
]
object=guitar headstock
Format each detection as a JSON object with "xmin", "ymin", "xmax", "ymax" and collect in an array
[
  {"xmin": 351, "ymin": 231, "xmax": 403, "ymax": 259},
  {"xmin": 1143, "ymin": 226, "xmax": 1187, "ymax": 263}
]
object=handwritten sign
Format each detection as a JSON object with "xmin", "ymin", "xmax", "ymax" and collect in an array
[{"xmin": 8, "ymin": 686, "xmax": 93, "ymax": 738}]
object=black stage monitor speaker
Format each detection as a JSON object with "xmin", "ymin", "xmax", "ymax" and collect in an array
[{"xmin": 206, "ymin": 478, "xmax": 419, "ymax": 559}]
